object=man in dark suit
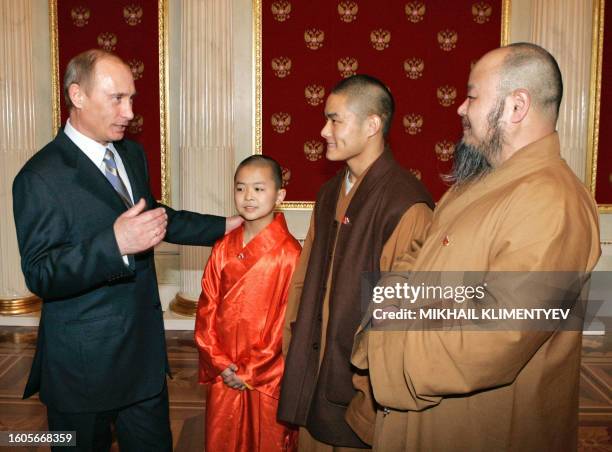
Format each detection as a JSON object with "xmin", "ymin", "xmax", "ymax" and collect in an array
[{"xmin": 12, "ymin": 49, "xmax": 240, "ymax": 451}]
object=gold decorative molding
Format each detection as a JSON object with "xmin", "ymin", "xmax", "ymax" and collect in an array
[
  {"xmin": 587, "ymin": 0, "xmax": 611, "ymax": 213},
  {"xmin": 158, "ymin": 0, "xmax": 170, "ymax": 206},
  {"xmin": 48, "ymin": 0, "xmax": 170, "ymax": 206},
  {"xmin": 278, "ymin": 201, "xmax": 317, "ymax": 210},
  {"xmin": 169, "ymin": 293, "xmax": 197, "ymax": 317},
  {"xmin": 0, "ymin": 295, "xmax": 41, "ymax": 316},
  {"xmin": 254, "ymin": 0, "xmax": 262, "ymax": 159},
  {"xmin": 253, "ymin": 0, "xmax": 313, "ymax": 211},
  {"xmin": 49, "ymin": 0, "xmax": 60, "ymax": 134},
  {"xmin": 501, "ymin": 0, "xmax": 511, "ymax": 45}
]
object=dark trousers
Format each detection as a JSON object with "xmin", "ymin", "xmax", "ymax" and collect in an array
[{"xmin": 47, "ymin": 383, "xmax": 172, "ymax": 452}]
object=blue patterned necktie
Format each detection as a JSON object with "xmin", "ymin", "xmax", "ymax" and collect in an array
[{"xmin": 103, "ymin": 148, "xmax": 133, "ymax": 208}]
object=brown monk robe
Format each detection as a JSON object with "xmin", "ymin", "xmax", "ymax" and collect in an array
[
  {"xmin": 278, "ymin": 75, "xmax": 434, "ymax": 451},
  {"xmin": 282, "ymin": 161, "xmax": 432, "ymax": 452}
]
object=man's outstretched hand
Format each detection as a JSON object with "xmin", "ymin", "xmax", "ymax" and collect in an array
[
  {"xmin": 114, "ymin": 198, "xmax": 168, "ymax": 255},
  {"xmin": 225, "ymin": 215, "xmax": 244, "ymax": 234}
]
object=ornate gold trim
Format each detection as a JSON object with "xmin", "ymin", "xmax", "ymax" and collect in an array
[
  {"xmin": 169, "ymin": 293, "xmax": 197, "ymax": 317},
  {"xmin": 253, "ymin": 0, "xmax": 311, "ymax": 210},
  {"xmin": 158, "ymin": 0, "xmax": 170, "ymax": 205},
  {"xmin": 254, "ymin": 0, "xmax": 263, "ymax": 158},
  {"xmin": 587, "ymin": 0, "xmax": 611, "ymax": 213},
  {"xmin": 49, "ymin": 0, "xmax": 60, "ymax": 134},
  {"xmin": 0, "ymin": 295, "xmax": 42, "ymax": 316},
  {"xmin": 278, "ymin": 201, "xmax": 316, "ymax": 210},
  {"xmin": 48, "ymin": 0, "xmax": 170, "ymax": 205},
  {"xmin": 501, "ymin": 0, "xmax": 511, "ymax": 45}
]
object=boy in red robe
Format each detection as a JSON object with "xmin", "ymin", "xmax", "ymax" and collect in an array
[{"xmin": 195, "ymin": 155, "xmax": 301, "ymax": 451}]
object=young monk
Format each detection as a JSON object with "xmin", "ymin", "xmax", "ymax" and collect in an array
[{"xmin": 195, "ymin": 155, "xmax": 300, "ymax": 452}]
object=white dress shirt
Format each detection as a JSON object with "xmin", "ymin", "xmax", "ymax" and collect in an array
[
  {"xmin": 64, "ymin": 119, "xmax": 135, "ymax": 202},
  {"xmin": 344, "ymin": 169, "xmax": 354, "ymax": 195}
]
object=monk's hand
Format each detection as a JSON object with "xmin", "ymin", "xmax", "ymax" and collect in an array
[
  {"xmin": 221, "ymin": 364, "xmax": 246, "ymax": 390},
  {"xmin": 114, "ymin": 198, "xmax": 168, "ymax": 255},
  {"xmin": 225, "ymin": 215, "xmax": 244, "ymax": 235}
]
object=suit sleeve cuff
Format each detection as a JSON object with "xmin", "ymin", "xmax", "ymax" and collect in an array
[{"xmin": 101, "ymin": 227, "xmax": 135, "ymax": 281}]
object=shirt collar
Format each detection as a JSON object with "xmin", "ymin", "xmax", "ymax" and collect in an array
[
  {"xmin": 64, "ymin": 119, "xmax": 117, "ymax": 167},
  {"xmin": 344, "ymin": 169, "xmax": 353, "ymax": 194}
]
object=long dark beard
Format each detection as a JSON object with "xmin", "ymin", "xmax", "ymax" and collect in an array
[
  {"xmin": 442, "ymin": 99, "xmax": 506, "ymax": 186},
  {"xmin": 441, "ymin": 140, "xmax": 492, "ymax": 186}
]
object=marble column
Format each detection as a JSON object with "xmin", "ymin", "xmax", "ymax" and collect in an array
[
  {"xmin": 533, "ymin": 0, "xmax": 594, "ymax": 181},
  {"xmin": 170, "ymin": 0, "xmax": 235, "ymax": 316},
  {"xmin": 0, "ymin": 0, "xmax": 41, "ymax": 314},
  {"xmin": 510, "ymin": 0, "xmax": 594, "ymax": 181}
]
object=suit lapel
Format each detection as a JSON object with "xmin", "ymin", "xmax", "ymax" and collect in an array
[{"xmin": 55, "ymin": 131, "xmax": 128, "ymax": 213}]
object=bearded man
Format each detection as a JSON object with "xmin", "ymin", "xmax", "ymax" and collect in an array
[{"xmin": 350, "ymin": 43, "xmax": 601, "ymax": 451}]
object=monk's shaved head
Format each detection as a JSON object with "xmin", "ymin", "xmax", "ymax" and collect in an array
[
  {"xmin": 331, "ymin": 74, "xmax": 395, "ymax": 137},
  {"xmin": 497, "ymin": 43, "xmax": 563, "ymax": 121},
  {"xmin": 235, "ymin": 155, "xmax": 283, "ymax": 189}
]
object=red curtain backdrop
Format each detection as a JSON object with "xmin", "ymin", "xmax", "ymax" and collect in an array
[
  {"xmin": 262, "ymin": 0, "xmax": 503, "ymax": 202},
  {"xmin": 56, "ymin": 0, "xmax": 163, "ymax": 200},
  {"xmin": 595, "ymin": 0, "xmax": 612, "ymax": 205}
]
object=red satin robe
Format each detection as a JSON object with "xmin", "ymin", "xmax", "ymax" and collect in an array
[{"xmin": 195, "ymin": 213, "xmax": 301, "ymax": 452}]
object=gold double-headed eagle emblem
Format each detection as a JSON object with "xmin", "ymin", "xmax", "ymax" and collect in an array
[
  {"xmin": 271, "ymin": 57, "xmax": 292, "ymax": 78},
  {"xmin": 305, "ymin": 85, "xmax": 325, "ymax": 106},
  {"xmin": 438, "ymin": 29, "xmax": 458, "ymax": 51},
  {"xmin": 437, "ymin": 85, "xmax": 457, "ymax": 107},
  {"xmin": 403, "ymin": 114, "xmax": 424, "ymax": 135},
  {"xmin": 123, "ymin": 5, "xmax": 143, "ymax": 26},
  {"xmin": 370, "ymin": 29, "xmax": 391, "ymax": 51},
  {"xmin": 435, "ymin": 140, "xmax": 455, "ymax": 162},
  {"xmin": 472, "ymin": 2, "xmax": 493, "ymax": 24},
  {"xmin": 338, "ymin": 1, "xmax": 358, "ymax": 23},
  {"xmin": 281, "ymin": 167, "xmax": 291, "ymax": 187},
  {"xmin": 97, "ymin": 32, "xmax": 118, "ymax": 52},
  {"xmin": 71, "ymin": 6, "xmax": 90, "ymax": 27},
  {"xmin": 404, "ymin": 58, "xmax": 424, "ymax": 79},
  {"xmin": 409, "ymin": 168, "xmax": 422, "ymax": 180},
  {"xmin": 128, "ymin": 115, "xmax": 144, "ymax": 135},
  {"xmin": 271, "ymin": 1, "xmax": 292, "ymax": 22},
  {"xmin": 304, "ymin": 29, "xmax": 325, "ymax": 50},
  {"xmin": 337, "ymin": 57, "xmax": 358, "ymax": 78},
  {"xmin": 128, "ymin": 60, "xmax": 144, "ymax": 81},
  {"xmin": 271, "ymin": 113, "xmax": 291, "ymax": 134},
  {"xmin": 304, "ymin": 141, "xmax": 324, "ymax": 162},
  {"xmin": 405, "ymin": 2, "xmax": 426, "ymax": 23}
]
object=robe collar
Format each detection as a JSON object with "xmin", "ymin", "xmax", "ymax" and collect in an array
[
  {"xmin": 343, "ymin": 150, "xmax": 397, "ymax": 214},
  {"xmin": 226, "ymin": 212, "xmax": 291, "ymax": 272},
  {"xmin": 436, "ymin": 132, "xmax": 562, "ymax": 224}
]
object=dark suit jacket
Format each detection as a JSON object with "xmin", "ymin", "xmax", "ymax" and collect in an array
[{"xmin": 12, "ymin": 130, "xmax": 225, "ymax": 413}]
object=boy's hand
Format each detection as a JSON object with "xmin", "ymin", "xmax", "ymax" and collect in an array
[{"xmin": 220, "ymin": 363, "xmax": 246, "ymax": 390}]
